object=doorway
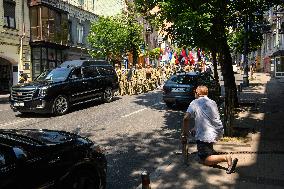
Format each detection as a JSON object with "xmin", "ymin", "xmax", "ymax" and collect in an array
[{"xmin": 0, "ymin": 58, "xmax": 12, "ymax": 93}]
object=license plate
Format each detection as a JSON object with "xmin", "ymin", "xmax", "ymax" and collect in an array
[
  {"xmin": 172, "ymin": 88, "xmax": 185, "ymax": 92},
  {"xmin": 14, "ymin": 102, "xmax": 24, "ymax": 107}
]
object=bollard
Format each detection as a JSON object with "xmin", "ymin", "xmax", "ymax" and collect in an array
[{"xmin": 141, "ymin": 171, "xmax": 151, "ymax": 189}]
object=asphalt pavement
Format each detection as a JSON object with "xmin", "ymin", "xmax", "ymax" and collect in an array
[{"xmin": 136, "ymin": 72, "xmax": 284, "ymax": 189}]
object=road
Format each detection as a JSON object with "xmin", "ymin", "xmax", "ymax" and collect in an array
[
  {"xmin": 0, "ymin": 70, "xmax": 244, "ymax": 189},
  {"xmin": 0, "ymin": 90, "xmax": 185, "ymax": 189}
]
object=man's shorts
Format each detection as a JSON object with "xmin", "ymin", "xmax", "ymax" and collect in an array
[{"xmin": 196, "ymin": 140, "xmax": 217, "ymax": 161}]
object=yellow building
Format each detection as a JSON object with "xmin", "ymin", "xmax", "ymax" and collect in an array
[{"xmin": 0, "ymin": 0, "xmax": 30, "ymax": 92}]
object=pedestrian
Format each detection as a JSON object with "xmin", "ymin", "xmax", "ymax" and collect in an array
[
  {"xmin": 181, "ymin": 86, "xmax": 238, "ymax": 174},
  {"xmin": 19, "ymin": 73, "xmax": 28, "ymax": 84}
]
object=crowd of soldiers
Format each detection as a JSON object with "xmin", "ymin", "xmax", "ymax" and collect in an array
[{"xmin": 115, "ymin": 62, "xmax": 211, "ymax": 96}]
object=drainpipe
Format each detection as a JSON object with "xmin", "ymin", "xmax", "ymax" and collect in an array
[{"xmin": 18, "ymin": 0, "xmax": 26, "ymax": 82}]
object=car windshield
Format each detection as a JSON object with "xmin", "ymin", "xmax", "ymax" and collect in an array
[
  {"xmin": 35, "ymin": 68, "xmax": 71, "ymax": 82},
  {"xmin": 171, "ymin": 75, "xmax": 198, "ymax": 85}
]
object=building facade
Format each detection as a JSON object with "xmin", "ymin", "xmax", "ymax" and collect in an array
[
  {"xmin": 28, "ymin": 0, "xmax": 98, "ymax": 79},
  {"xmin": 261, "ymin": 5, "xmax": 284, "ymax": 77},
  {"xmin": 0, "ymin": 0, "xmax": 99, "ymax": 92},
  {"xmin": 0, "ymin": 0, "xmax": 30, "ymax": 92}
]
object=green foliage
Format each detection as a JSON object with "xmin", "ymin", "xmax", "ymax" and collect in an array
[
  {"xmin": 88, "ymin": 3, "xmax": 144, "ymax": 61},
  {"xmin": 135, "ymin": 0, "xmax": 282, "ymax": 53},
  {"xmin": 148, "ymin": 47, "xmax": 161, "ymax": 60},
  {"xmin": 88, "ymin": 16, "xmax": 126, "ymax": 60},
  {"xmin": 226, "ymin": 0, "xmax": 282, "ymax": 54}
]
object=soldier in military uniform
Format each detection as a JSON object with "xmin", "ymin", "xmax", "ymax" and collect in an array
[
  {"xmin": 119, "ymin": 66, "xmax": 127, "ymax": 96},
  {"xmin": 155, "ymin": 66, "xmax": 162, "ymax": 87},
  {"xmin": 135, "ymin": 64, "xmax": 144, "ymax": 94},
  {"xmin": 184, "ymin": 64, "xmax": 191, "ymax": 72},
  {"xmin": 145, "ymin": 64, "xmax": 153, "ymax": 92},
  {"xmin": 150, "ymin": 68, "xmax": 158, "ymax": 90},
  {"xmin": 164, "ymin": 65, "xmax": 172, "ymax": 81}
]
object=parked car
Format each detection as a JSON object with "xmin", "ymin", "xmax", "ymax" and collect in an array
[
  {"xmin": 10, "ymin": 60, "xmax": 119, "ymax": 115},
  {"xmin": 0, "ymin": 129, "xmax": 107, "ymax": 189},
  {"xmin": 162, "ymin": 72, "xmax": 221, "ymax": 107}
]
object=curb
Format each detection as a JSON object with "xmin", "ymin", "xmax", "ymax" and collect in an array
[{"xmin": 0, "ymin": 95, "xmax": 9, "ymax": 103}]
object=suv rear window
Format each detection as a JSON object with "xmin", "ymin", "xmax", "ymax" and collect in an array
[{"xmin": 171, "ymin": 75, "xmax": 198, "ymax": 85}]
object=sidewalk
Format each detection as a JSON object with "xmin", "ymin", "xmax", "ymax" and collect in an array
[{"xmin": 137, "ymin": 72, "xmax": 284, "ymax": 189}]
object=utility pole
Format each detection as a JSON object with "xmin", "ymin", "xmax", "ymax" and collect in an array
[{"xmin": 243, "ymin": 14, "xmax": 249, "ymax": 87}]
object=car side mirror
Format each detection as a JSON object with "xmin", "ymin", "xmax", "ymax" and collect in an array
[{"xmin": 13, "ymin": 147, "xmax": 27, "ymax": 162}]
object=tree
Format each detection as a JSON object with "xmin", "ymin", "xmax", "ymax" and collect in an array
[
  {"xmin": 149, "ymin": 47, "xmax": 161, "ymax": 60},
  {"xmin": 88, "ymin": 4, "xmax": 144, "ymax": 64},
  {"xmin": 88, "ymin": 16, "xmax": 128, "ymax": 61},
  {"xmin": 134, "ymin": 0, "xmax": 282, "ymax": 136}
]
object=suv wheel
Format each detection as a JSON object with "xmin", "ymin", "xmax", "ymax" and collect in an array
[
  {"xmin": 52, "ymin": 95, "xmax": 69, "ymax": 115},
  {"xmin": 102, "ymin": 87, "xmax": 113, "ymax": 103}
]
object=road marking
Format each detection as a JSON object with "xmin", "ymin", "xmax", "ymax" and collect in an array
[
  {"xmin": 121, "ymin": 102, "xmax": 164, "ymax": 118},
  {"xmin": 0, "ymin": 119, "xmax": 31, "ymax": 127},
  {"xmin": 121, "ymin": 108, "xmax": 147, "ymax": 118}
]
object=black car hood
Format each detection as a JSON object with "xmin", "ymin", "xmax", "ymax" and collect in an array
[
  {"xmin": 13, "ymin": 81, "xmax": 50, "ymax": 89},
  {"xmin": 0, "ymin": 129, "xmax": 91, "ymax": 146}
]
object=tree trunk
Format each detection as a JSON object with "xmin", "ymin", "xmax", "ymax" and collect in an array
[
  {"xmin": 132, "ymin": 45, "xmax": 138, "ymax": 65},
  {"xmin": 211, "ymin": 0, "xmax": 238, "ymax": 136},
  {"xmin": 219, "ymin": 42, "xmax": 238, "ymax": 136}
]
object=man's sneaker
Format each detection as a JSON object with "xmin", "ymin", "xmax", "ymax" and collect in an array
[{"xmin": 226, "ymin": 158, "xmax": 238, "ymax": 174}]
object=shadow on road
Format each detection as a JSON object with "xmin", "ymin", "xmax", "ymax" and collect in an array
[
  {"xmin": 75, "ymin": 75, "xmax": 284, "ymax": 189},
  {"xmin": 15, "ymin": 96, "xmax": 122, "ymax": 118}
]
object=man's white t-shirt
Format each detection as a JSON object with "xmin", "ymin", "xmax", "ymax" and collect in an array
[{"xmin": 187, "ymin": 96, "xmax": 224, "ymax": 143}]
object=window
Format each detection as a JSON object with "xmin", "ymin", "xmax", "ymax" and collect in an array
[
  {"xmin": 79, "ymin": 0, "xmax": 84, "ymax": 6},
  {"xmin": 30, "ymin": 6, "xmax": 69, "ymax": 44},
  {"xmin": 77, "ymin": 24, "xmax": 84, "ymax": 44},
  {"xmin": 32, "ymin": 47, "xmax": 64, "ymax": 79},
  {"xmin": 82, "ymin": 66, "xmax": 99, "ymax": 78},
  {"xmin": 3, "ymin": 0, "xmax": 16, "ymax": 29},
  {"xmin": 30, "ymin": 7, "xmax": 40, "ymax": 40},
  {"xmin": 71, "ymin": 68, "xmax": 83, "ymax": 79},
  {"xmin": 0, "ymin": 144, "xmax": 15, "ymax": 167}
]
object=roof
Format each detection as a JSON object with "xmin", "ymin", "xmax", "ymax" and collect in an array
[
  {"xmin": 176, "ymin": 71, "xmax": 199, "ymax": 76},
  {"xmin": 60, "ymin": 59, "xmax": 111, "ymax": 67}
]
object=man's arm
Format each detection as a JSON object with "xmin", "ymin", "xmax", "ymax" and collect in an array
[{"xmin": 182, "ymin": 112, "xmax": 191, "ymax": 137}]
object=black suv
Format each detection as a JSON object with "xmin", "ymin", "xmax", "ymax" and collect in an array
[
  {"xmin": 0, "ymin": 129, "xmax": 107, "ymax": 189},
  {"xmin": 10, "ymin": 60, "xmax": 119, "ymax": 115}
]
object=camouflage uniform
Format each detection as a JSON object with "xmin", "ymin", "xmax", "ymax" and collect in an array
[
  {"xmin": 184, "ymin": 64, "xmax": 191, "ymax": 72},
  {"xmin": 136, "ymin": 67, "xmax": 144, "ymax": 94},
  {"xmin": 164, "ymin": 66, "xmax": 172, "ymax": 81},
  {"xmin": 120, "ymin": 68, "xmax": 127, "ymax": 96}
]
